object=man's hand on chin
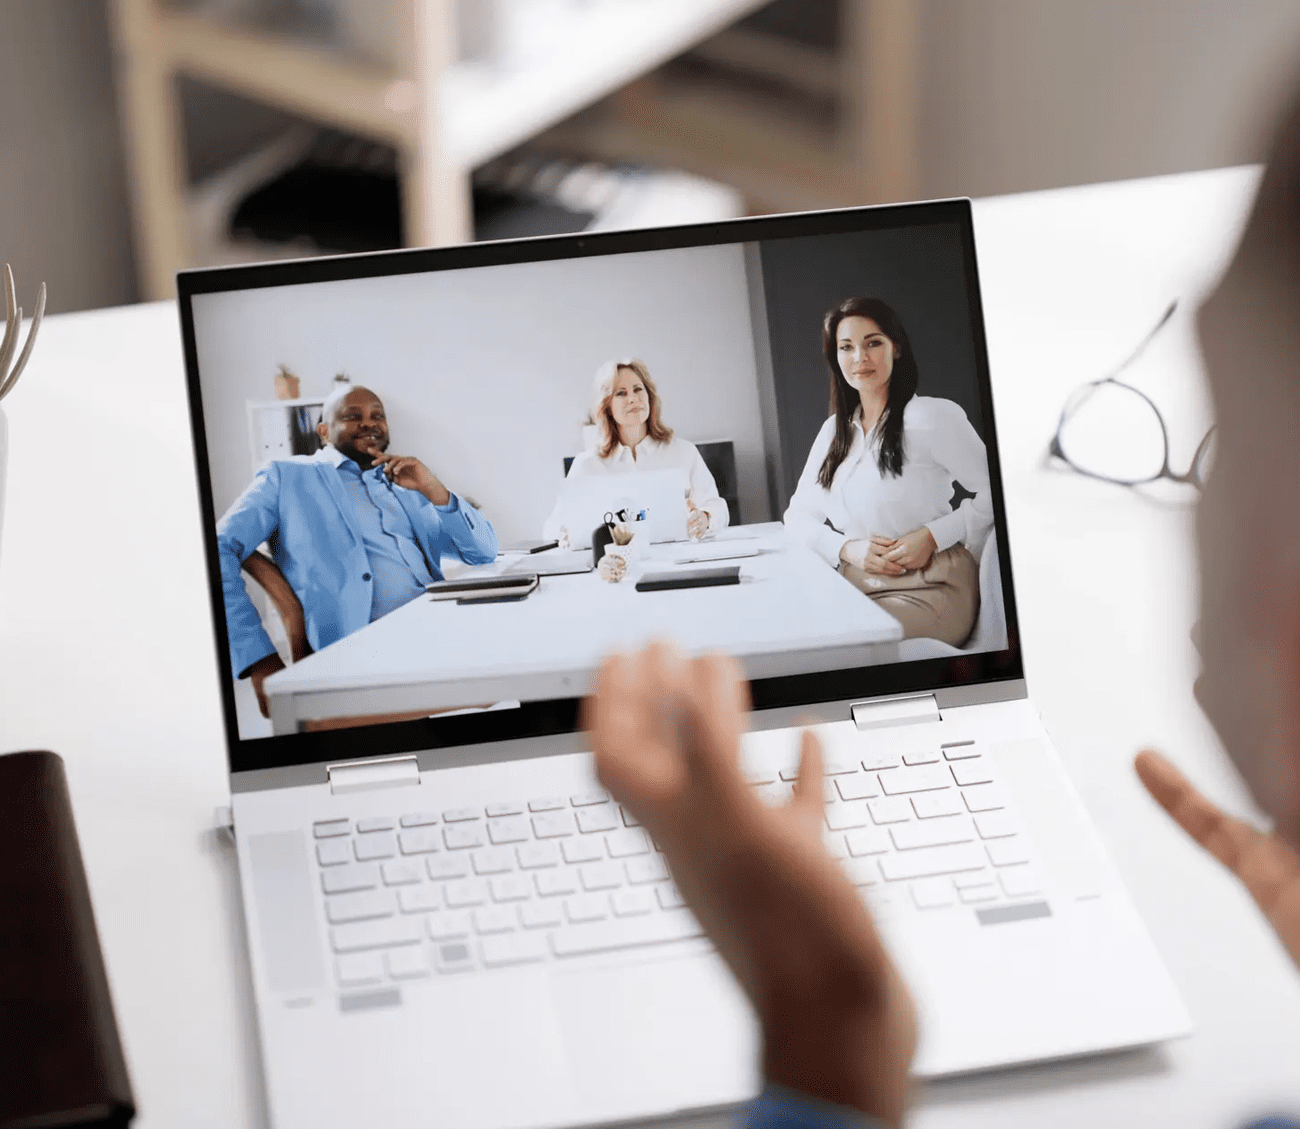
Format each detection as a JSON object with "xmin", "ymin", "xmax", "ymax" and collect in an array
[{"xmin": 371, "ymin": 450, "xmax": 451, "ymax": 505}]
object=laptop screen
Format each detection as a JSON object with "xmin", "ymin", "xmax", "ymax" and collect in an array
[{"xmin": 179, "ymin": 201, "xmax": 1021, "ymax": 774}]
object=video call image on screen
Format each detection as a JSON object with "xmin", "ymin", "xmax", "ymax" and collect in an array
[{"xmin": 190, "ymin": 222, "xmax": 1005, "ymax": 741}]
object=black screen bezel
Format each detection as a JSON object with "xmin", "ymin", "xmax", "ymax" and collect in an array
[{"xmin": 177, "ymin": 198, "xmax": 1023, "ymax": 776}]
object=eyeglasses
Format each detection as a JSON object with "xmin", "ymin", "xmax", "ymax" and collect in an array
[{"xmin": 1048, "ymin": 300, "xmax": 1216, "ymax": 490}]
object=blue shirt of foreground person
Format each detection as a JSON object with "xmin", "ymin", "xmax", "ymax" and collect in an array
[
  {"xmin": 586, "ymin": 89, "xmax": 1300, "ymax": 1129},
  {"xmin": 217, "ymin": 385, "xmax": 498, "ymax": 716}
]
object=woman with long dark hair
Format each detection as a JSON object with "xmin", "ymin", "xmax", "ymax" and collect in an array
[{"xmin": 783, "ymin": 296, "xmax": 993, "ymax": 646}]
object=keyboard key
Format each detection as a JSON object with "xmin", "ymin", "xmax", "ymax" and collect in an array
[
  {"xmin": 986, "ymin": 839, "xmax": 1031, "ymax": 867},
  {"xmin": 835, "ymin": 774, "xmax": 880, "ymax": 801},
  {"xmin": 314, "ymin": 819, "xmax": 350, "ymax": 839},
  {"xmin": 490, "ymin": 874, "xmax": 532, "ymax": 902},
  {"xmin": 570, "ymin": 791, "xmax": 610, "ymax": 807},
  {"xmin": 756, "ymin": 783, "xmax": 792, "ymax": 806},
  {"xmin": 528, "ymin": 797, "xmax": 566, "ymax": 812},
  {"xmin": 878, "ymin": 765, "xmax": 952, "ymax": 795},
  {"xmin": 566, "ymin": 893, "xmax": 610, "ymax": 923},
  {"xmin": 485, "ymin": 801, "xmax": 524, "ymax": 818},
  {"xmin": 973, "ymin": 811, "xmax": 1021, "ymax": 839},
  {"xmin": 336, "ymin": 952, "xmax": 383, "ymax": 986},
  {"xmin": 398, "ymin": 827, "xmax": 441, "ymax": 855},
  {"xmin": 655, "ymin": 884, "xmax": 686, "ymax": 910},
  {"xmin": 428, "ymin": 911, "xmax": 471, "ymax": 941},
  {"xmin": 381, "ymin": 859, "xmax": 424, "ymax": 885},
  {"xmin": 576, "ymin": 807, "xmax": 620, "ymax": 834},
  {"xmin": 444, "ymin": 825, "xmax": 484, "ymax": 850},
  {"xmin": 426, "ymin": 855, "xmax": 470, "ymax": 881},
  {"xmin": 999, "ymin": 866, "xmax": 1043, "ymax": 897},
  {"xmin": 580, "ymin": 862, "xmax": 623, "ymax": 891},
  {"xmin": 443, "ymin": 807, "xmax": 481, "ymax": 823},
  {"xmin": 867, "ymin": 797, "xmax": 912, "ymax": 824},
  {"xmin": 322, "ymin": 862, "xmax": 379, "ymax": 894},
  {"xmin": 953, "ymin": 871, "xmax": 996, "ymax": 890},
  {"xmin": 826, "ymin": 801, "xmax": 871, "ymax": 831},
  {"xmin": 331, "ymin": 916, "xmax": 422, "ymax": 952},
  {"xmin": 911, "ymin": 878, "xmax": 956, "ymax": 909},
  {"xmin": 474, "ymin": 906, "xmax": 516, "ymax": 934},
  {"xmin": 399, "ymin": 811, "xmax": 439, "ymax": 827},
  {"xmin": 902, "ymin": 749, "xmax": 941, "ymax": 766},
  {"xmin": 825, "ymin": 834, "xmax": 849, "ymax": 860},
  {"xmin": 861, "ymin": 752, "xmax": 902, "ymax": 771},
  {"xmin": 606, "ymin": 829, "xmax": 650, "ymax": 858},
  {"xmin": 472, "ymin": 847, "xmax": 515, "ymax": 875},
  {"xmin": 942, "ymin": 740, "xmax": 980, "ymax": 760},
  {"xmin": 487, "ymin": 817, "xmax": 530, "ymax": 845},
  {"xmin": 481, "ymin": 932, "xmax": 548, "ymax": 968},
  {"xmin": 620, "ymin": 806, "xmax": 641, "ymax": 828},
  {"xmin": 845, "ymin": 827, "xmax": 890, "ymax": 856},
  {"xmin": 386, "ymin": 947, "xmax": 431, "ymax": 980},
  {"xmin": 357, "ymin": 816, "xmax": 396, "ymax": 833},
  {"xmin": 962, "ymin": 784, "xmax": 1007, "ymax": 812},
  {"xmin": 951, "ymin": 760, "xmax": 995, "ymax": 787},
  {"xmin": 536, "ymin": 870, "xmax": 578, "ymax": 897},
  {"xmin": 561, "ymin": 838, "xmax": 604, "ymax": 865},
  {"xmin": 354, "ymin": 832, "xmax": 397, "ymax": 861},
  {"xmin": 551, "ymin": 908, "xmax": 703, "ymax": 957},
  {"xmin": 878, "ymin": 843, "xmax": 986, "ymax": 882},
  {"xmin": 434, "ymin": 939, "xmax": 475, "ymax": 972},
  {"xmin": 444, "ymin": 879, "xmax": 489, "ymax": 907},
  {"xmin": 958, "ymin": 883, "xmax": 999, "ymax": 904},
  {"xmin": 532, "ymin": 811, "xmax": 575, "ymax": 838},
  {"xmin": 398, "ymin": 886, "xmax": 442, "ymax": 913},
  {"xmin": 912, "ymin": 791, "xmax": 964, "ymax": 819},
  {"xmin": 744, "ymin": 769, "xmax": 778, "ymax": 785},
  {"xmin": 612, "ymin": 888, "xmax": 655, "ymax": 916},
  {"xmin": 843, "ymin": 858, "xmax": 880, "ymax": 887},
  {"xmin": 625, "ymin": 855, "xmax": 670, "ymax": 885},
  {"xmin": 520, "ymin": 901, "xmax": 564, "ymax": 929},
  {"xmin": 326, "ymin": 889, "xmax": 396, "ymax": 924},
  {"xmin": 316, "ymin": 839, "xmax": 352, "ymax": 867},
  {"xmin": 517, "ymin": 842, "xmax": 560, "ymax": 869},
  {"xmin": 890, "ymin": 816, "xmax": 976, "ymax": 851}
]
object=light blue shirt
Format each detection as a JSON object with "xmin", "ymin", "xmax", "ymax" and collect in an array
[{"xmin": 217, "ymin": 445, "xmax": 498, "ymax": 678}]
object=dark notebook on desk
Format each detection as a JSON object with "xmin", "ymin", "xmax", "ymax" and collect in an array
[{"xmin": 0, "ymin": 751, "xmax": 135, "ymax": 1129}]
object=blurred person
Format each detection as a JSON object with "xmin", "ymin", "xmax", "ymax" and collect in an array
[
  {"xmin": 544, "ymin": 359, "xmax": 729, "ymax": 544},
  {"xmin": 784, "ymin": 297, "xmax": 992, "ymax": 647},
  {"xmin": 218, "ymin": 384, "xmax": 498, "ymax": 717},
  {"xmin": 586, "ymin": 91, "xmax": 1300, "ymax": 1128}
]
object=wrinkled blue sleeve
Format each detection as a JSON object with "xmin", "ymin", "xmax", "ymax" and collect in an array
[
  {"xmin": 744, "ymin": 1086, "xmax": 888, "ymax": 1129},
  {"xmin": 216, "ymin": 463, "xmax": 282, "ymax": 678},
  {"xmin": 418, "ymin": 491, "xmax": 498, "ymax": 565}
]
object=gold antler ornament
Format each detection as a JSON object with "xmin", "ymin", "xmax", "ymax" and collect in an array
[{"xmin": 0, "ymin": 264, "xmax": 47, "ymax": 403}]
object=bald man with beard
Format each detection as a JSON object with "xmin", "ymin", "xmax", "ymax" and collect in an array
[{"xmin": 217, "ymin": 384, "xmax": 498, "ymax": 718}]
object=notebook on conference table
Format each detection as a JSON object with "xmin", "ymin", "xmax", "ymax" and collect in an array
[{"xmin": 178, "ymin": 199, "xmax": 1189, "ymax": 1129}]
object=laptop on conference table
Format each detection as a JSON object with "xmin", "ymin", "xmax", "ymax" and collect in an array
[{"xmin": 178, "ymin": 200, "xmax": 1189, "ymax": 1129}]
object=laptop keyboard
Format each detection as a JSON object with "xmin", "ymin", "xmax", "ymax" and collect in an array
[{"xmin": 312, "ymin": 739, "xmax": 1039, "ymax": 989}]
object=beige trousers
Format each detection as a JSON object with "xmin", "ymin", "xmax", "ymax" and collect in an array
[{"xmin": 839, "ymin": 544, "xmax": 979, "ymax": 648}]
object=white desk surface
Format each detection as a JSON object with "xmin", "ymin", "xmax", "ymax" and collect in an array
[
  {"xmin": 264, "ymin": 525, "xmax": 902, "ymax": 733},
  {"xmin": 3, "ymin": 165, "xmax": 1299, "ymax": 1129}
]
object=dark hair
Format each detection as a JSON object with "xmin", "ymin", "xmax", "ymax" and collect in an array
[{"xmin": 818, "ymin": 296, "xmax": 919, "ymax": 488}]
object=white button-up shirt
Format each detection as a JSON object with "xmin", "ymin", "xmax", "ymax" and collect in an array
[{"xmin": 783, "ymin": 397, "xmax": 993, "ymax": 568}]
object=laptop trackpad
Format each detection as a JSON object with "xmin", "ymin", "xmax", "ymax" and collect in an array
[{"xmin": 554, "ymin": 952, "xmax": 758, "ymax": 1118}]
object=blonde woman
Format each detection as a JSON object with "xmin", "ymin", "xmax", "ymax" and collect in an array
[{"xmin": 544, "ymin": 359, "xmax": 729, "ymax": 543}]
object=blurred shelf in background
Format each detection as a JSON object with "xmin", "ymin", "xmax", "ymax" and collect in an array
[{"xmin": 111, "ymin": 0, "xmax": 918, "ymax": 299}]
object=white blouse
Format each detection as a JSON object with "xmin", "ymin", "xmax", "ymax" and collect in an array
[
  {"xmin": 543, "ymin": 435, "xmax": 730, "ymax": 539},
  {"xmin": 784, "ymin": 396, "xmax": 993, "ymax": 568}
]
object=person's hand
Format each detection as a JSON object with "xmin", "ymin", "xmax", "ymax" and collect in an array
[
  {"xmin": 884, "ymin": 527, "xmax": 937, "ymax": 572},
  {"xmin": 840, "ymin": 537, "xmax": 907, "ymax": 576},
  {"xmin": 247, "ymin": 651, "xmax": 286, "ymax": 719},
  {"xmin": 363, "ymin": 442, "xmax": 451, "ymax": 505},
  {"xmin": 687, "ymin": 499, "xmax": 709, "ymax": 540},
  {"xmin": 1136, "ymin": 749, "xmax": 1300, "ymax": 967},
  {"xmin": 585, "ymin": 642, "xmax": 917, "ymax": 1125}
]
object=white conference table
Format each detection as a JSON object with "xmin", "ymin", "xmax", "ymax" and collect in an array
[
  {"xmin": 2, "ymin": 165, "xmax": 1299, "ymax": 1129},
  {"xmin": 263, "ymin": 524, "xmax": 902, "ymax": 734}
]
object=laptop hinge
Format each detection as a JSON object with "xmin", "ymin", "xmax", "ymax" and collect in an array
[
  {"xmin": 328, "ymin": 755, "xmax": 421, "ymax": 795},
  {"xmin": 851, "ymin": 693, "xmax": 941, "ymax": 731}
]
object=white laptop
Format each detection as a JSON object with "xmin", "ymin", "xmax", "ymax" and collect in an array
[
  {"xmin": 179, "ymin": 200, "xmax": 1190, "ymax": 1129},
  {"xmin": 550, "ymin": 468, "xmax": 691, "ymax": 547}
]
